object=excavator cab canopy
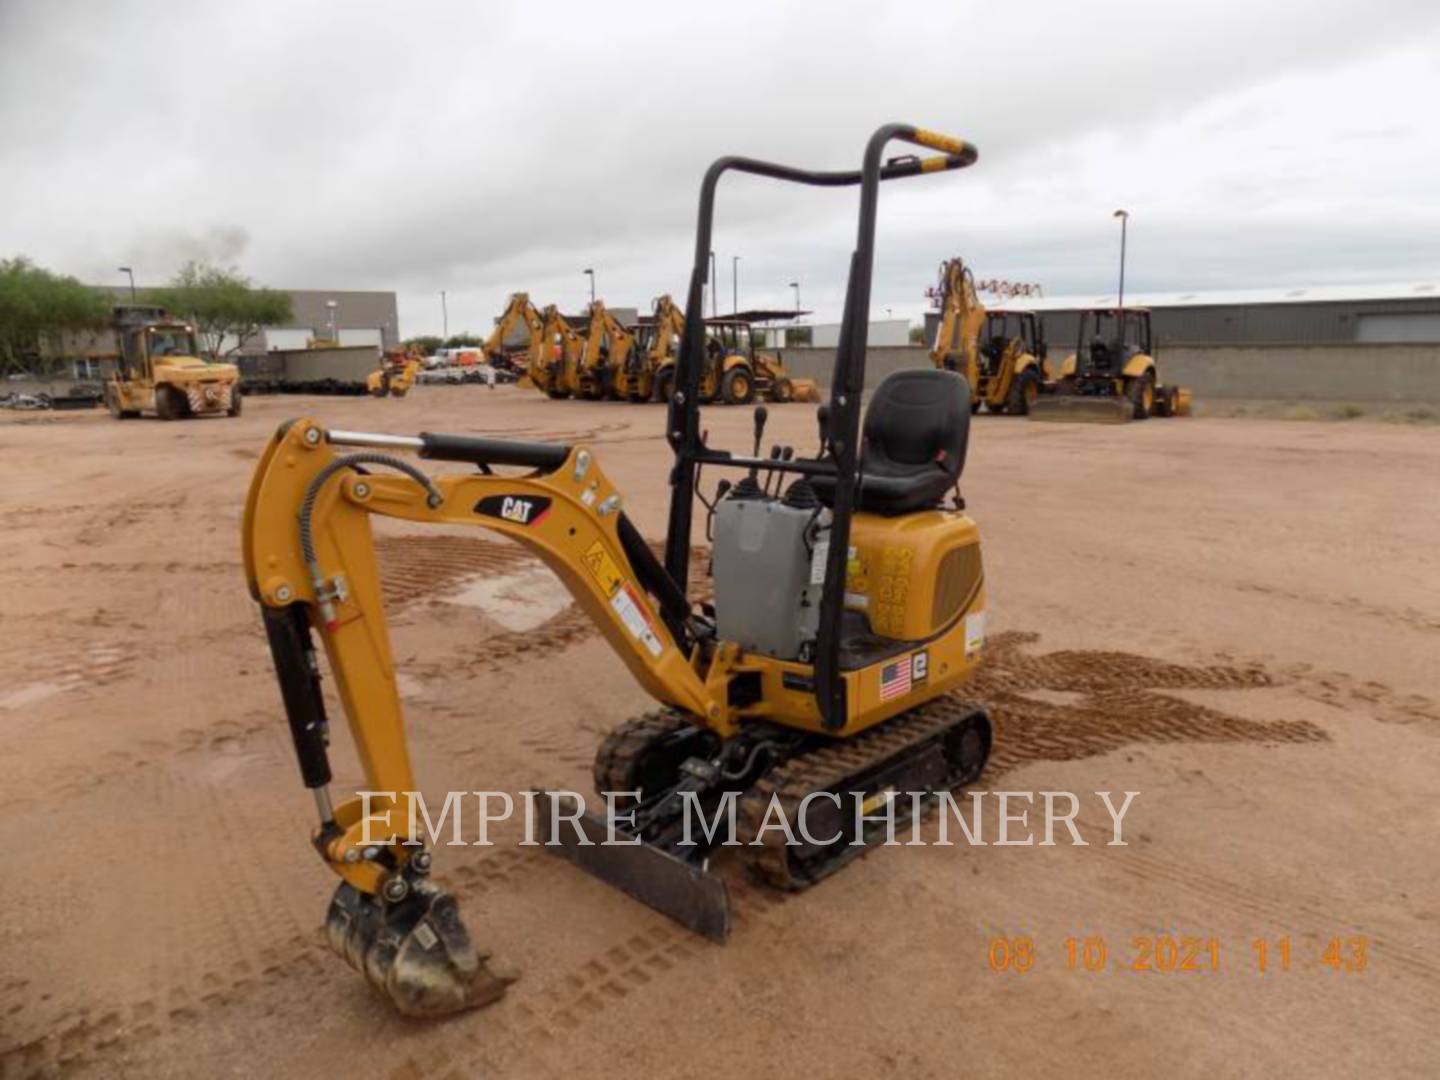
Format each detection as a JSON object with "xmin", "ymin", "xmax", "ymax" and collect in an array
[{"xmin": 664, "ymin": 124, "xmax": 978, "ymax": 727}]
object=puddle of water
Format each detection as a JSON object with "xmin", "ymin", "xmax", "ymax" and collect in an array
[{"xmin": 442, "ymin": 567, "xmax": 572, "ymax": 632}]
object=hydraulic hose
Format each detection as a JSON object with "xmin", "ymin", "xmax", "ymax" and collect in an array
[{"xmin": 299, "ymin": 451, "xmax": 443, "ymax": 606}]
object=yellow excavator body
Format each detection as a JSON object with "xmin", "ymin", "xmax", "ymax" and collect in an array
[{"xmin": 243, "ymin": 122, "xmax": 991, "ymax": 1022}]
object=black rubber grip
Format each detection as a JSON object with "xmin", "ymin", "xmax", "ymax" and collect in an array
[{"xmin": 419, "ymin": 432, "xmax": 570, "ymax": 471}]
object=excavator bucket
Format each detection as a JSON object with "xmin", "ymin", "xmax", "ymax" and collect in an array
[
  {"xmin": 1027, "ymin": 395, "xmax": 1134, "ymax": 424},
  {"xmin": 325, "ymin": 879, "xmax": 516, "ymax": 1017},
  {"xmin": 536, "ymin": 791, "xmax": 732, "ymax": 942}
]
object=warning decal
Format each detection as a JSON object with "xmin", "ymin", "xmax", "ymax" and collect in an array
[
  {"xmin": 581, "ymin": 539, "xmax": 625, "ymax": 598},
  {"xmin": 610, "ymin": 584, "xmax": 664, "ymax": 657}
]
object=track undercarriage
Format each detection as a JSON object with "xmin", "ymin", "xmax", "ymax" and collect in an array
[{"xmin": 541, "ymin": 697, "xmax": 992, "ymax": 939}]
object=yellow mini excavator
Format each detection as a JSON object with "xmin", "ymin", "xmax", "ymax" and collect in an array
[{"xmin": 244, "ymin": 124, "xmax": 990, "ymax": 1019}]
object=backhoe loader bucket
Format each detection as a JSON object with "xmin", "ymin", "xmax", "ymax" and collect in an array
[
  {"xmin": 537, "ymin": 791, "xmax": 732, "ymax": 942},
  {"xmin": 325, "ymin": 879, "xmax": 515, "ymax": 1017},
  {"xmin": 790, "ymin": 378, "xmax": 822, "ymax": 403},
  {"xmin": 1027, "ymin": 395, "xmax": 1133, "ymax": 424}
]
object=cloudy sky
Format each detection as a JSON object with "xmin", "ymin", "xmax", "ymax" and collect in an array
[{"xmin": 2, "ymin": 0, "xmax": 1438, "ymax": 336}]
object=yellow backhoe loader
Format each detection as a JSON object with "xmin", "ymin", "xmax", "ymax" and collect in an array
[
  {"xmin": 1029, "ymin": 307, "xmax": 1192, "ymax": 423},
  {"xmin": 651, "ymin": 296, "xmax": 718, "ymax": 404},
  {"xmin": 365, "ymin": 346, "xmax": 422, "ymax": 398},
  {"xmin": 704, "ymin": 315, "xmax": 823, "ymax": 405},
  {"xmin": 526, "ymin": 304, "xmax": 585, "ymax": 398},
  {"xmin": 245, "ymin": 123, "xmax": 990, "ymax": 1019},
  {"xmin": 104, "ymin": 305, "xmax": 242, "ymax": 420},
  {"xmin": 972, "ymin": 308, "xmax": 1052, "ymax": 415},
  {"xmin": 481, "ymin": 292, "xmax": 545, "ymax": 382},
  {"xmin": 928, "ymin": 258, "xmax": 986, "ymax": 413},
  {"xmin": 612, "ymin": 294, "xmax": 682, "ymax": 402},
  {"xmin": 575, "ymin": 300, "xmax": 639, "ymax": 400}
]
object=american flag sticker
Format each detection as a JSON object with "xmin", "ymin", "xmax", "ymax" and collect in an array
[{"xmin": 880, "ymin": 656, "xmax": 913, "ymax": 700}]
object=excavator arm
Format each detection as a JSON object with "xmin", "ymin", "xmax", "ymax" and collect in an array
[
  {"xmin": 481, "ymin": 292, "xmax": 544, "ymax": 370},
  {"xmin": 243, "ymin": 417, "xmax": 715, "ymax": 1013},
  {"xmin": 527, "ymin": 304, "xmax": 584, "ymax": 395},
  {"xmin": 575, "ymin": 300, "xmax": 637, "ymax": 399},
  {"xmin": 929, "ymin": 257, "xmax": 986, "ymax": 400}
]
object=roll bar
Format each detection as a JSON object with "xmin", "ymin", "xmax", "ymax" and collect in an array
[{"xmin": 662, "ymin": 123, "xmax": 978, "ymax": 728}]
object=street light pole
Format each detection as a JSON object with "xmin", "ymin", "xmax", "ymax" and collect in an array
[
  {"xmin": 117, "ymin": 267, "xmax": 136, "ymax": 301},
  {"xmin": 789, "ymin": 280, "xmax": 800, "ymax": 317},
  {"xmin": 441, "ymin": 291, "xmax": 448, "ymax": 339},
  {"xmin": 732, "ymin": 255, "xmax": 740, "ymax": 316},
  {"xmin": 584, "ymin": 268, "xmax": 595, "ymax": 306},
  {"xmin": 1113, "ymin": 209, "xmax": 1129, "ymax": 317}
]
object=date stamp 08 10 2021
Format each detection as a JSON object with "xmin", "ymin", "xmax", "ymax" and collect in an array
[{"xmin": 985, "ymin": 934, "xmax": 1370, "ymax": 976}]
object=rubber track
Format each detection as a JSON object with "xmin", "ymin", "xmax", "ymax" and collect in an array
[
  {"xmin": 591, "ymin": 709, "xmax": 690, "ymax": 796},
  {"xmin": 738, "ymin": 693, "xmax": 988, "ymax": 889}
]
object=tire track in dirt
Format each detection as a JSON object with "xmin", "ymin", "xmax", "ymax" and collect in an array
[{"xmin": 7, "ymin": 543, "xmax": 1425, "ymax": 1078}]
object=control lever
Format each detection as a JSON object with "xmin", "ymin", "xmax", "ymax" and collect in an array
[
  {"xmin": 705, "ymin": 478, "xmax": 734, "ymax": 541},
  {"xmin": 769, "ymin": 445, "xmax": 794, "ymax": 496},
  {"xmin": 762, "ymin": 445, "xmax": 782, "ymax": 495},
  {"xmin": 745, "ymin": 405, "xmax": 769, "ymax": 485},
  {"xmin": 815, "ymin": 404, "xmax": 830, "ymax": 458}
]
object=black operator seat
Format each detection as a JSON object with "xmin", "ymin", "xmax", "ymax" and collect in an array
[{"xmin": 812, "ymin": 368, "xmax": 970, "ymax": 516}]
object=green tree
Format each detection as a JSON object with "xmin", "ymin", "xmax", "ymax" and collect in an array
[
  {"xmin": 908, "ymin": 325, "xmax": 926, "ymax": 345},
  {"xmin": 786, "ymin": 325, "xmax": 813, "ymax": 346},
  {"xmin": 404, "ymin": 334, "xmax": 444, "ymax": 354},
  {"xmin": 443, "ymin": 333, "xmax": 484, "ymax": 348},
  {"xmin": 154, "ymin": 261, "xmax": 292, "ymax": 358},
  {"xmin": 0, "ymin": 257, "xmax": 110, "ymax": 374}
]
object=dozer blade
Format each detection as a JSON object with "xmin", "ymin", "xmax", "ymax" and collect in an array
[
  {"xmin": 1027, "ymin": 395, "xmax": 1133, "ymax": 424},
  {"xmin": 536, "ymin": 790, "xmax": 731, "ymax": 942},
  {"xmin": 325, "ymin": 879, "xmax": 515, "ymax": 1018}
]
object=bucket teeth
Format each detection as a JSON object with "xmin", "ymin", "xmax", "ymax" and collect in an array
[{"xmin": 325, "ymin": 880, "xmax": 515, "ymax": 1018}]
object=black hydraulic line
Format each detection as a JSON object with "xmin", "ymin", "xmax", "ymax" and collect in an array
[
  {"xmin": 419, "ymin": 432, "xmax": 571, "ymax": 470},
  {"xmin": 262, "ymin": 605, "xmax": 333, "ymax": 790},
  {"xmin": 617, "ymin": 512, "xmax": 693, "ymax": 650}
]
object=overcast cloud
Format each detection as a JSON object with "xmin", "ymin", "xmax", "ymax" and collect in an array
[{"xmin": 2, "ymin": 0, "xmax": 1438, "ymax": 335}]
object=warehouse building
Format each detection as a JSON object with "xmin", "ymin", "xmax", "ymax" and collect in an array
[{"xmin": 925, "ymin": 281, "xmax": 1440, "ymax": 352}]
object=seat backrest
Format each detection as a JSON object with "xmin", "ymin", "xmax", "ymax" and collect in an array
[{"xmin": 862, "ymin": 368, "xmax": 971, "ymax": 481}]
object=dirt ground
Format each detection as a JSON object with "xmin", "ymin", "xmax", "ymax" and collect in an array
[{"xmin": 1, "ymin": 385, "xmax": 1437, "ymax": 1079}]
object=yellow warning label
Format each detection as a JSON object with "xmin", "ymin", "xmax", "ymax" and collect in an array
[{"xmin": 581, "ymin": 540, "xmax": 624, "ymax": 598}]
